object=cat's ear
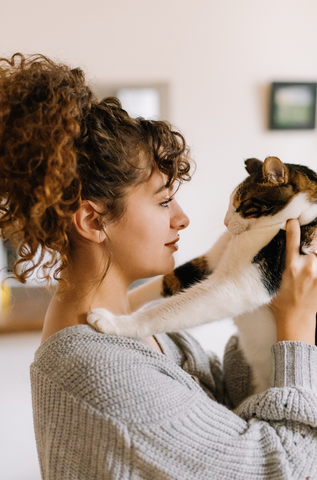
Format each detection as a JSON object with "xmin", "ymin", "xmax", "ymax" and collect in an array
[
  {"xmin": 262, "ymin": 156, "xmax": 289, "ymax": 185},
  {"xmin": 245, "ymin": 158, "xmax": 263, "ymax": 175}
]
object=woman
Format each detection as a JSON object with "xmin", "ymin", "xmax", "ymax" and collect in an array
[{"xmin": 1, "ymin": 53, "xmax": 317, "ymax": 480}]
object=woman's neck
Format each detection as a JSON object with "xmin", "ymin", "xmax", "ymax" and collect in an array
[
  {"xmin": 41, "ymin": 244, "xmax": 132, "ymax": 343},
  {"xmin": 41, "ymin": 242, "xmax": 163, "ymax": 355},
  {"xmin": 62, "ymin": 265, "xmax": 132, "ymax": 315}
]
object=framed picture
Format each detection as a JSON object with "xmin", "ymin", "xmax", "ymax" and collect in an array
[
  {"xmin": 93, "ymin": 83, "xmax": 169, "ymax": 121},
  {"xmin": 269, "ymin": 82, "xmax": 317, "ymax": 130}
]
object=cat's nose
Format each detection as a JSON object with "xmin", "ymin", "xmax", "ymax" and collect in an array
[{"xmin": 224, "ymin": 220, "xmax": 229, "ymax": 227}]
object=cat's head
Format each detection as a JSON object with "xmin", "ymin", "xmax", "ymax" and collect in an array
[{"xmin": 224, "ymin": 156, "xmax": 317, "ymax": 238}]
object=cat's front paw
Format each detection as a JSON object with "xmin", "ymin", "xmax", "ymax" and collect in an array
[
  {"xmin": 87, "ymin": 308, "xmax": 140, "ymax": 338},
  {"xmin": 87, "ymin": 308, "xmax": 119, "ymax": 335}
]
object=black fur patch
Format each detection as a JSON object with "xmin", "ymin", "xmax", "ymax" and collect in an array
[
  {"xmin": 174, "ymin": 260, "xmax": 210, "ymax": 291},
  {"xmin": 252, "ymin": 230, "xmax": 287, "ymax": 296},
  {"xmin": 162, "ymin": 257, "xmax": 210, "ymax": 297}
]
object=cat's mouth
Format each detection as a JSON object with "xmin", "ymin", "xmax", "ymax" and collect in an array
[{"xmin": 227, "ymin": 222, "xmax": 248, "ymax": 235}]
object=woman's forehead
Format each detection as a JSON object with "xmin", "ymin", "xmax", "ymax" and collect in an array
[{"xmin": 146, "ymin": 168, "xmax": 170, "ymax": 194}]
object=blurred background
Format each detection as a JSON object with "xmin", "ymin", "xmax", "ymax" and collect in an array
[{"xmin": 1, "ymin": 0, "xmax": 317, "ymax": 478}]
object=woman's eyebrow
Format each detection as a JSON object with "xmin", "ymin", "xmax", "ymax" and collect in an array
[
  {"xmin": 154, "ymin": 183, "xmax": 179, "ymax": 196},
  {"xmin": 154, "ymin": 183, "xmax": 170, "ymax": 195}
]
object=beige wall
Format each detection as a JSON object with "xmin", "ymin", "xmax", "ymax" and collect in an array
[{"xmin": 2, "ymin": 0, "xmax": 317, "ymax": 264}]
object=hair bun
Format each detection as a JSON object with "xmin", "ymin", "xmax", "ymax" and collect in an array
[{"xmin": 0, "ymin": 53, "xmax": 94, "ymax": 284}]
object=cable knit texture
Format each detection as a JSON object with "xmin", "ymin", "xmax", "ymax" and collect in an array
[{"xmin": 30, "ymin": 325, "xmax": 317, "ymax": 480}]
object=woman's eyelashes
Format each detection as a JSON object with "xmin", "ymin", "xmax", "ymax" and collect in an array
[
  {"xmin": 159, "ymin": 183, "xmax": 180, "ymax": 208},
  {"xmin": 160, "ymin": 198, "xmax": 174, "ymax": 208}
]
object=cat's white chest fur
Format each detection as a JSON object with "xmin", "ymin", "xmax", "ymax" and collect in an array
[{"xmin": 235, "ymin": 306, "xmax": 277, "ymax": 394}]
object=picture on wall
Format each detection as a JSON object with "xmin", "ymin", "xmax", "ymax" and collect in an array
[
  {"xmin": 93, "ymin": 83, "xmax": 169, "ymax": 121},
  {"xmin": 269, "ymin": 82, "xmax": 317, "ymax": 130}
]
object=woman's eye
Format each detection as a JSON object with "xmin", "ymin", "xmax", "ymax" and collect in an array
[{"xmin": 160, "ymin": 198, "xmax": 173, "ymax": 208}]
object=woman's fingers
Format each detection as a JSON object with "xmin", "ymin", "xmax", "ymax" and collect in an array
[
  {"xmin": 270, "ymin": 217, "xmax": 317, "ymax": 344},
  {"xmin": 285, "ymin": 218, "xmax": 301, "ymax": 264}
]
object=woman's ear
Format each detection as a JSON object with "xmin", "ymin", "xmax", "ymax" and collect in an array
[{"xmin": 72, "ymin": 201, "xmax": 107, "ymax": 243}]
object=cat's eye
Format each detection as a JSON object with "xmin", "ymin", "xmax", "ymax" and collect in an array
[
  {"xmin": 245, "ymin": 207, "xmax": 258, "ymax": 214},
  {"xmin": 243, "ymin": 208, "xmax": 259, "ymax": 217},
  {"xmin": 237, "ymin": 198, "xmax": 264, "ymax": 218}
]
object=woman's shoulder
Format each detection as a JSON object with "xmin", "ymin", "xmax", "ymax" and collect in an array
[
  {"xmin": 36, "ymin": 323, "xmax": 144, "ymax": 355},
  {"xmin": 34, "ymin": 324, "xmax": 175, "ymax": 367},
  {"xmin": 33, "ymin": 325, "xmax": 176, "ymax": 386},
  {"xmin": 31, "ymin": 325, "xmax": 203, "ymax": 424}
]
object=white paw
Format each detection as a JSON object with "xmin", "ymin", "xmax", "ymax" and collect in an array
[{"xmin": 87, "ymin": 308, "xmax": 120, "ymax": 335}]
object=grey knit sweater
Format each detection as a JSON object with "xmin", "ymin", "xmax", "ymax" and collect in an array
[{"xmin": 30, "ymin": 325, "xmax": 317, "ymax": 480}]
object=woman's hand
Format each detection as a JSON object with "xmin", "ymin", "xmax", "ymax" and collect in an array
[{"xmin": 270, "ymin": 218, "xmax": 317, "ymax": 345}]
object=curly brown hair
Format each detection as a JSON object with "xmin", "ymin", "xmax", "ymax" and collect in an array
[{"xmin": 0, "ymin": 53, "xmax": 193, "ymax": 286}]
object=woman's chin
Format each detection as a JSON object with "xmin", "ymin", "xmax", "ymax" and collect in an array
[
  {"xmin": 161, "ymin": 257, "xmax": 176, "ymax": 275},
  {"xmin": 138, "ymin": 255, "xmax": 176, "ymax": 279}
]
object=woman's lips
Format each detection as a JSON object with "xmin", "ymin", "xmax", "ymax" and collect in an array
[{"xmin": 165, "ymin": 239, "xmax": 179, "ymax": 251}]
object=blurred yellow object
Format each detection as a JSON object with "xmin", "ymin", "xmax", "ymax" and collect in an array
[{"xmin": 0, "ymin": 284, "xmax": 11, "ymax": 314}]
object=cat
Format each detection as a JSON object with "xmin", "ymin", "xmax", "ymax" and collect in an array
[{"xmin": 87, "ymin": 156, "xmax": 317, "ymax": 394}]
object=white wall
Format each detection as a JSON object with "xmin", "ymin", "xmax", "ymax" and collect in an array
[
  {"xmin": 1, "ymin": 1, "xmax": 317, "ymax": 478},
  {"xmin": 2, "ymin": 0, "xmax": 317, "ymax": 263}
]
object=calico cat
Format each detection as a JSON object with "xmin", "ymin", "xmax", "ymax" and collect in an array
[{"xmin": 87, "ymin": 156, "xmax": 317, "ymax": 393}]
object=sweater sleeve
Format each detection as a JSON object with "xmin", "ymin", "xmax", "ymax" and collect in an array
[
  {"xmin": 31, "ymin": 330, "xmax": 317, "ymax": 480},
  {"xmin": 166, "ymin": 332, "xmax": 253, "ymax": 408},
  {"xmin": 127, "ymin": 342, "xmax": 317, "ymax": 480},
  {"xmin": 223, "ymin": 334, "xmax": 255, "ymax": 408}
]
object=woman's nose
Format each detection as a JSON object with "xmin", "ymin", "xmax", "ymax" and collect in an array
[{"xmin": 171, "ymin": 201, "xmax": 190, "ymax": 230}]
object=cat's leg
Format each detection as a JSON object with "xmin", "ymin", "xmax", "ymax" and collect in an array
[
  {"xmin": 235, "ymin": 306, "xmax": 277, "ymax": 393},
  {"xmin": 88, "ymin": 265, "xmax": 271, "ymax": 338},
  {"xmin": 88, "ymin": 229, "xmax": 274, "ymax": 338}
]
